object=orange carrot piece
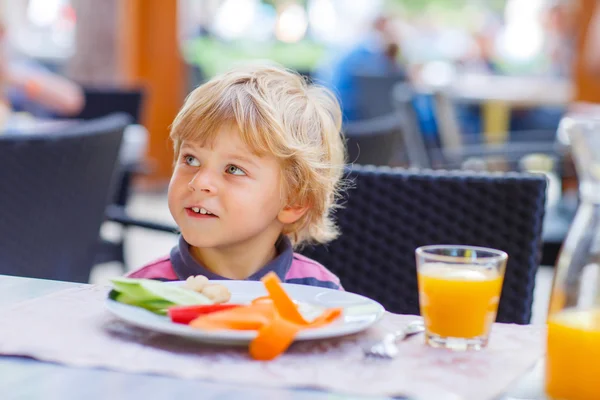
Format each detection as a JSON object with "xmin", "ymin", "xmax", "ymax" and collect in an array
[
  {"xmin": 188, "ymin": 272, "xmax": 343, "ymax": 360},
  {"xmin": 249, "ymin": 309, "xmax": 302, "ymax": 361},
  {"xmin": 189, "ymin": 303, "xmax": 274, "ymax": 331},
  {"xmin": 251, "ymin": 296, "xmax": 272, "ymax": 305},
  {"xmin": 305, "ymin": 308, "xmax": 343, "ymax": 328},
  {"xmin": 262, "ymin": 272, "xmax": 308, "ymax": 325}
]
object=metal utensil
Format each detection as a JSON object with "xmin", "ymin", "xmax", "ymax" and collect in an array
[{"xmin": 363, "ymin": 320, "xmax": 425, "ymax": 360}]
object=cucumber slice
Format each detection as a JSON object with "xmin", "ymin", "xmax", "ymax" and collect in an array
[
  {"xmin": 110, "ymin": 278, "xmax": 161, "ymax": 302},
  {"xmin": 110, "ymin": 289, "xmax": 173, "ymax": 315},
  {"xmin": 110, "ymin": 277, "xmax": 213, "ymax": 306}
]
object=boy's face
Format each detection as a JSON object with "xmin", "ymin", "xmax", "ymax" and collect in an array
[{"xmin": 168, "ymin": 125, "xmax": 291, "ymax": 252}]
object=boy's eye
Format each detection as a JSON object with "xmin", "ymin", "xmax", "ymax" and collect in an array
[
  {"xmin": 226, "ymin": 165, "xmax": 246, "ymax": 176},
  {"xmin": 184, "ymin": 155, "xmax": 200, "ymax": 167}
]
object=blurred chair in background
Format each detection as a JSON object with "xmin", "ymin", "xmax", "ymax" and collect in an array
[
  {"xmin": 65, "ymin": 87, "xmax": 147, "ymax": 210},
  {"xmin": 343, "ymin": 108, "xmax": 431, "ymax": 169},
  {"xmin": 343, "ymin": 113, "xmax": 405, "ymax": 167},
  {"xmin": 353, "ymin": 72, "xmax": 407, "ymax": 120},
  {"xmin": 0, "ymin": 113, "xmax": 130, "ymax": 282},
  {"xmin": 68, "ymin": 87, "xmax": 144, "ymax": 123},
  {"xmin": 64, "ymin": 87, "xmax": 152, "ymax": 269}
]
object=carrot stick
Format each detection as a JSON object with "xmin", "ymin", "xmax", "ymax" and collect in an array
[
  {"xmin": 262, "ymin": 272, "xmax": 308, "ymax": 325},
  {"xmin": 188, "ymin": 272, "xmax": 343, "ymax": 360},
  {"xmin": 249, "ymin": 310, "xmax": 302, "ymax": 360},
  {"xmin": 189, "ymin": 303, "xmax": 274, "ymax": 331}
]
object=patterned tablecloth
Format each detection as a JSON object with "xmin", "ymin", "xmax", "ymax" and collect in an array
[{"xmin": 0, "ymin": 285, "xmax": 545, "ymax": 400}]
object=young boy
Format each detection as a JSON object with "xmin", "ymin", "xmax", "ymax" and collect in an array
[{"xmin": 127, "ymin": 64, "xmax": 346, "ymax": 290}]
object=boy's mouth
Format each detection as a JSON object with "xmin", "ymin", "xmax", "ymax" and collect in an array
[{"xmin": 186, "ymin": 207, "xmax": 218, "ymax": 218}]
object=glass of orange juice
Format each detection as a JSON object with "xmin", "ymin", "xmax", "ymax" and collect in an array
[
  {"xmin": 544, "ymin": 116, "xmax": 600, "ymax": 400},
  {"xmin": 416, "ymin": 245, "xmax": 507, "ymax": 351},
  {"xmin": 546, "ymin": 308, "xmax": 600, "ymax": 400}
]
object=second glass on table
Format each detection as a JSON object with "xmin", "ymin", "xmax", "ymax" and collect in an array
[{"xmin": 416, "ymin": 245, "xmax": 508, "ymax": 351}]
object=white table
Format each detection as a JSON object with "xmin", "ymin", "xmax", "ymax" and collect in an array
[
  {"xmin": 418, "ymin": 73, "xmax": 572, "ymax": 143},
  {"xmin": 0, "ymin": 275, "xmax": 547, "ymax": 400}
]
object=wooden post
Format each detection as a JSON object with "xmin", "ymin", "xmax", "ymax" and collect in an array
[
  {"xmin": 573, "ymin": 0, "xmax": 600, "ymax": 104},
  {"xmin": 118, "ymin": 0, "xmax": 187, "ymax": 187}
]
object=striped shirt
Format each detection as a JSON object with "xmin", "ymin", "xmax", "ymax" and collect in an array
[{"xmin": 127, "ymin": 235, "xmax": 342, "ymax": 290}]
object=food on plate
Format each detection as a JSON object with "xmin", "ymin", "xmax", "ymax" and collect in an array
[
  {"xmin": 184, "ymin": 275, "xmax": 209, "ymax": 292},
  {"xmin": 168, "ymin": 304, "xmax": 242, "ymax": 324},
  {"xmin": 188, "ymin": 272, "xmax": 342, "ymax": 360},
  {"xmin": 109, "ymin": 277, "xmax": 212, "ymax": 314},
  {"xmin": 185, "ymin": 275, "xmax": 231, "ymax": 303},
  {"xmin": 200, "ymin": 283, "xmax": 231, "ymax": 303},
  {"xmin": 109, "ymin": 273, "xmax": 342, "ymax": 360}
]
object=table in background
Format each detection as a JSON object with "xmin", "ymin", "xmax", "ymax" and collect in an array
[{"xmin": 418, "ymin": 73, "xmax": 573, "ymax": 143}]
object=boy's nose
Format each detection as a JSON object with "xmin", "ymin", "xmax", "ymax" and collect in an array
[{"xmin": 188, "ymin": 169, "xmax": 218, "ymax": 194}]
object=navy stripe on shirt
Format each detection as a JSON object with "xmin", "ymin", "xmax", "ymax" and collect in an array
[{"xmin": 285, "ymin": 277, "xmax": 340, "ymax": 290}]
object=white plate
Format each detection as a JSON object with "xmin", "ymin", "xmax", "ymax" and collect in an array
[{"xmin": 105, "ymin": 280, "xmax": 385, "ymax": 345}]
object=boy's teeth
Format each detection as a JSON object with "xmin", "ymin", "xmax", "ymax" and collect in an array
[{"xmin": 191, "ymin": 207, "xmax": 213, "ymax": 215}]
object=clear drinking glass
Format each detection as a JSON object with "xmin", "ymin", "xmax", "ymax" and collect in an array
[
  {"xmin": 546, "ymin": 117, "xmax": 600, "ymax": 400},
  {"xmin": 416, "ymin": 245, "xmax": 508, "ymax": 351}
]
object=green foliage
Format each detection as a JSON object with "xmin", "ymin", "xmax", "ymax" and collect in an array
[
  {"xmin": 387, "ymin": 0, "xmax": 468, "ymax": 13},
  {"xmin": 385, "ymin": 0, "xmax": 506, "ymax": 16},
  {"xmin": 183, "ymin": 37, "xmax": 325, "ymax": 77}
]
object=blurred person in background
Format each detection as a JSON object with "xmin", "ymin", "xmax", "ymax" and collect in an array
[
  {"xmin": 314, "ymin": 14, "xmax": 406, "ymax": 122},
  {"xmin": 0, "ymin": 14, "xmax": 84, "ymax": 120}
]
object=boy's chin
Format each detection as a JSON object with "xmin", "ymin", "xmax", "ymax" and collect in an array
[
  {"xmin": 181, "ymin": 232, "xmax": 221, "ymax": 248},
  {"xmin": 180, "ymin": 229, "xmax": 242, "ymax": 249}
]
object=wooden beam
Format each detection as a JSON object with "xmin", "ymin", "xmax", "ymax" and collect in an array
[
  {"xmin": 573, "ymin": 0, "xmax": 600, "ymax": 103},
  {"xmin": 118, "ymin": 0, "xmax": 186, "ymax": 187}
]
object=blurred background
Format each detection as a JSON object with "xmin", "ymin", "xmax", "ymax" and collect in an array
[
  {"xmin": 1, "ymin": 0, "xmax": 579, "ymax": 177},
  {"xmin": 1, "ymin": 0, "xmax": 598, "ymax": 323}
]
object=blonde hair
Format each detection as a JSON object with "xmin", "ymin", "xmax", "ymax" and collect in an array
[{"xmin": 170, "ymin": 63, "xmax": 346, "ymax": 247}]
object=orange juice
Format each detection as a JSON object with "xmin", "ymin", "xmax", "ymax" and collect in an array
[
  {"xmin": 546, "ymin": 308, "xmax": 600, "ymax": 400},
  {"xmin": 418, "ymin": 263, "xmax": 504, "ymax": 338}
]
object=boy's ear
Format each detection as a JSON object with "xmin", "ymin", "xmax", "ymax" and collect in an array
[{"xmin": 277, "ymin": 204, "xmax": 309, "ymax": 224}]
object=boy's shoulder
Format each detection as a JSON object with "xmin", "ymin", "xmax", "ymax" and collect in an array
[
  {"xmin": 285, "ymin": 253, "xmax": 343, "ymax": 290},
  {"xmin": 126, "ymin": 256, "xmax": 178, "ymax": 280}
]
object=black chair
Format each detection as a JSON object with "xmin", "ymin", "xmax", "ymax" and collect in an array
[
  {"xmin": 343, "ymin": 113, "xmax": 406, "ymax": 167},
  {"xmin": 62, "ymin": 87, "xmax": 153, "ymax": 268},
  {"xmin": 354, "ymin": 72, "xmax": 407, "ymax": 120},
  {"xmin": 65, "ymin": 87, "xmax": 146, "ymax": 207},
  {"xmin": 0, "ymin": 113, "xmax": 130, "ymax": 282},
  {"xmin": 300, "ymin": 165, "xmax": 547, "ymax": 324},
  {"xmin": 69, "ymin": 87, "xmax": 144, "ymax": 123}
]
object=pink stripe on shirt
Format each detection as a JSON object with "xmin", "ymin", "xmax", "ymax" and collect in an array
[
  {"xmin": 126, "ymin": 256, "xmax": 178, "ymax": 280},
  {"xmin": 285, "ymin": 253, "xmax": 341, "ymax": 286}
]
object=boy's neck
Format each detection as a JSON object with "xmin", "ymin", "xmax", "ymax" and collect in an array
[{"xmin": 189, "ymin": 236, "xmax": 279, "ymax": 280}]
